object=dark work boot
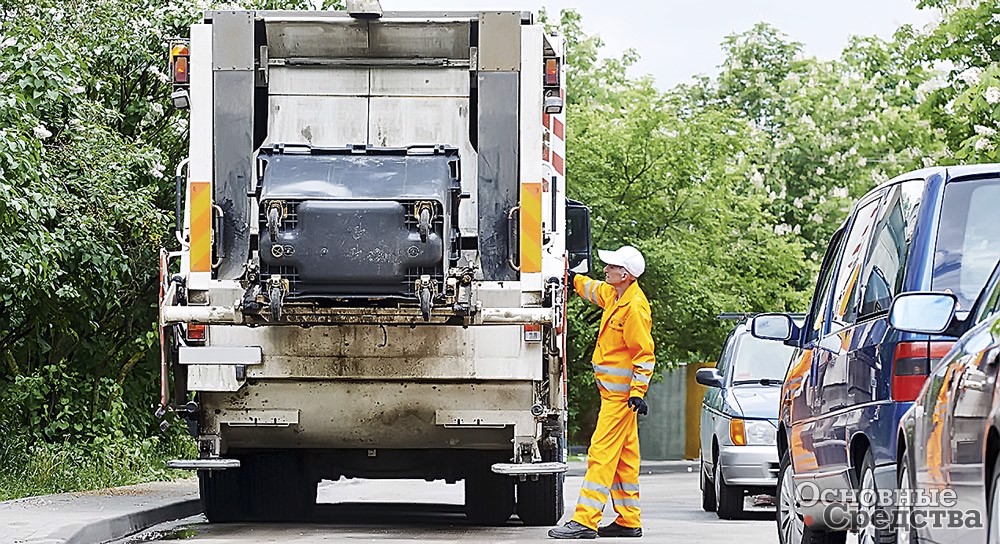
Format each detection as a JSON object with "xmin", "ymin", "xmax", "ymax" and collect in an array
[
  {"xmin": 548, "ymin": 521, "xmax": 598, "ymax": 539},
  {"xmin": 598, "ymin": 522, "xmax": 643, "ymax": 537}
]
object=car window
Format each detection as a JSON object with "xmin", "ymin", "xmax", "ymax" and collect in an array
[
  {"xmin": 973, "ymin": 262, "xmax": 1000, "ymax": 324},
  {"xmin": 859, "ymin": 179, "xmax": 923, "ymax": 319},
  {"xmin": 806, "ymin": 228, "xmax": 845, "ymax": 343},
  {"xmin": 731, "ymin": 334, "xmax": 795, "ymax": 383},
  {"xmin": 830, "ymin": 195, "xmax": 882, "ymax": 331},
  {"xmin": 933, "ymin": 176, "xmax": 1000, "ymax": 311},
  {"xmin": 716, "ymin": 332, "xmax": 737, "ymax": 377}
]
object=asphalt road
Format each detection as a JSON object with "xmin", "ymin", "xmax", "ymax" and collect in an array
[{"xmin": 121, "ymin": 470, "xmax": 779, "ymax": 543}]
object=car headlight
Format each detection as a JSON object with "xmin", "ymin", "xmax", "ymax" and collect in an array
[{"xmin": 730, "ymin": 418, "xmax": 776, "ymax": 446}]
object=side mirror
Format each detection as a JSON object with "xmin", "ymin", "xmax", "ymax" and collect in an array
[
  {"xmin": 751, "ymin": 313, "xmax": 796, "ymax": 341},
  {"xmin": 566, "ymin": 199, "xmax": 592, "ymax": 274},
  {"xmin": 889, "ymin": 292, "xmax": 958, "ymax": 334},
  {"xmin": 696, "ymin": 368, "xmax": 724, "ymax": 388}
]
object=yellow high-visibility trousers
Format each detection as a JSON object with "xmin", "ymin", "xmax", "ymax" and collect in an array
[{"xmin": 571, "ymin": 397, "xmax": 642, "ymax": 530}]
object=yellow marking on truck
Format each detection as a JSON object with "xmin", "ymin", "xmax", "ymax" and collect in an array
[
  {"xmin": 520, "ymin": 182, "xmax": 542, "ymax": 273},
  {"xmin": 190, "ymin": 181, "xmax": 212, "ymax": 272}
]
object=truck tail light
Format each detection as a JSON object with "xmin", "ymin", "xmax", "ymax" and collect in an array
[
  {"xmin": 729, "ymin": 418, "xmax": 746, "ymax": 446},
  {"xmin": 170, "ymin": 43, "xmax": 190, "ymax": 85},
  {"xmin": 892, "ymin": 341, "xmax": 953, "ymax": 401},
  {"xmin": 523, "ymin": 324, "xmax": 542, "ymax": 343},
  {"xmin": 544, "ymin": 57, "xmax": 560, "ymax": 87},
  {"xmin": 187, "ymin": 323, "xmax": 206, "ymax": 342}
]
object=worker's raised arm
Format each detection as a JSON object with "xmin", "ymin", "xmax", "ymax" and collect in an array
[{"xmin": 573, "ymin": 274, "xmax": 615, "ymax": 309}]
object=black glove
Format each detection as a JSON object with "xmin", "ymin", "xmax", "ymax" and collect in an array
[{"xmin": 628, "ymin": 396, "xmax": 648, "ymax": 416}]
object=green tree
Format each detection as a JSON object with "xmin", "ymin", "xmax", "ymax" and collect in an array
[
  {"xmin": 559, "ymin": 12, "xmax": 809, "ymax": 440},
  {"xmin": 0, "ymin": 0, "xmax": 340, "ymax": 475},
  {"xmin": 907, "ymin": 0, "xmax": 1000, "ymax": 162},
  {"xmin": 711, "ymin": 23, "xmax": 946, "ymax": 258}
]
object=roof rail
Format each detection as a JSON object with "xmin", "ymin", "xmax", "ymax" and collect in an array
[{"xmin": 716, "ymin": 312, "xmax": 807, "ymax": 321}]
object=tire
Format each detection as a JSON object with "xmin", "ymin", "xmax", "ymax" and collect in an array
[
  {"xmin": 989, "ymin": 454, "xmax": 1000, "ymax": 544},
  {"xmin": 776, "ymin": 450, "xmax": 846, "ymax": 544},
  {"xmin": 896, "ymin": 449, "xmax": 916, "ymax": 544},
  {"xmin": 517, "ymin": 444, "xmax": 565, "ymax": 526},
  {"xmin": 701, "ymin": 456, "xmax": 717, "ymax": 512},
  {"xmin": 858, "ymin": 450, "xmax": 895, "ymax": 544},
  {"xmin": 465, "ymin": 452, "xmax": 516, "ymax": 526},
  {"xmin": 715, "ymin": 454, "xmax": 744, "ymax": 519},
  {"xmin": 248, "ymin": 453, "xmax": 316, "ymax": 522},
  {"xmin": 199, "ymin": 463, "xmax": 251, "ymax": 523}
]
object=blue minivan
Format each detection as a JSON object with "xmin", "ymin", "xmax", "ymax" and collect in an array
[{"xmin": 751, "ymin": 165, "xmax": 1000, "ymax": 544}]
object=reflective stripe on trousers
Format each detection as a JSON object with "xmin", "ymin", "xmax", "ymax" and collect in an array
[{"xmin": 571, "ymin": 397, "xmax": 642, "ymax": 530}]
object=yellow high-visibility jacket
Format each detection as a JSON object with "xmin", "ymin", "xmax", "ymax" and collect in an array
[{"xmin": 573, "ymin": 275, "xmax": 655, "ymax": 400}]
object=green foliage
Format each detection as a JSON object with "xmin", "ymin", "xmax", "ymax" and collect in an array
[
  {"xmin": 0, "ymin": 416, "xmax": 196, "ymax": 500},
  {"xmin": 908, "ymin": 0, "xmax": 1000, "ymax": 162},
  {"xmin": 0, "ymin": 0, "xmax": 339, "ymax": 498},
  {"xmin": 557, "ymin": 2, "xmax": 996, "ymax": 440},
  {"xmin": 559, "ymin": 13, "xmax": 811, "ymax": 438}
]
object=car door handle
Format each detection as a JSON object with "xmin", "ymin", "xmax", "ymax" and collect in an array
[{"xmin": 959, "ymin": 367, "xmax": 990, "ymax": 392}]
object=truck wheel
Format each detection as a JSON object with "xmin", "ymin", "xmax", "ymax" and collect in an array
[
  {"xmin": 248, "ymin": 452, "xmax": 316, "ymax": 522},
  {"xmin": 516, "ymin": 442, "xmax": 565, "ymax": 526},
  {"xmin": 516, "ymin": 472, "xmax": 564, "ymax": 526},
  {"xmin": 700, "ymin": 456, "xmax": 716, "ymax": 512},
  {"xmin": 199, "ymin": 462, "xmax": 251, "ymax": 523},
  {"xmin": 465, "ymin": 452, "xmax": 515, "ymax": 526},
  {"xmin": 715, "ymin": 456, "xmax": 744, "ymax": 519}
]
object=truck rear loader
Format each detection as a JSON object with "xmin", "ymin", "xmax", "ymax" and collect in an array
[{"xmin": 159, "ymin": 2, "xmax": 592, "ymax": 525}]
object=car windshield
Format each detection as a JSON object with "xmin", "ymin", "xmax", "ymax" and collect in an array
[
  {"xmin": 933, "ymin": 176, "xmax": 1000, "ymax": 311},
  {"xmin": 730, "ymin": 334, "xmax": 795, "ymax": 384}
]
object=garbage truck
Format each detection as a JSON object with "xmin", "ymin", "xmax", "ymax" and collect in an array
[{"xmin": 157, "ymin": 2, "xmax": 593, "ymax": 525}]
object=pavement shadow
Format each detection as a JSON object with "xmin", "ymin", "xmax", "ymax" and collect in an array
[{"xmin": 306, "ymin": 502, "xmax": 526, "ymax": 527}]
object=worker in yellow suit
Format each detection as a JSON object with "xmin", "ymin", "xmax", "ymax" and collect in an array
[{"xmin": 549, "ymin": 245, "xmax": 655, "ymax": 539}]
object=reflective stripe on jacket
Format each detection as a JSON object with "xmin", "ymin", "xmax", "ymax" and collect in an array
[{"xmin": 573, "ymin": 275, "xmax": 655, "ymax": 399}]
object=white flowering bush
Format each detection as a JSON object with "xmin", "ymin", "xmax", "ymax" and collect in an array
[
  {"xmin": 0, "ymin": 0, "xmax": 343, "ymax": 495},
  {"xmin": 909, "ymin": 0, "xmax": 1000, "ymax": 162}
]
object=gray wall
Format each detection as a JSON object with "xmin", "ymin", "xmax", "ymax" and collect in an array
[{"xmin": 638, "ymin": 366, "xmax": 687, "ymax": 460}]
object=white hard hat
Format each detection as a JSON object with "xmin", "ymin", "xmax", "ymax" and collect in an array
[{"xmin": 597, "ymin": 245, "xmax": 645, "ymax": 278}]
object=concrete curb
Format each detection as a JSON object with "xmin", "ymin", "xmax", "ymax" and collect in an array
[
  {"xmin": 1, "ymin": 479, "xmax": 201, "ymax": 544},
  {"xmin": 59, "ymin": 498, "xmax": 202, "ymax": 544}
]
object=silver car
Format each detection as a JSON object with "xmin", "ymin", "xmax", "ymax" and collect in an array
[{"xmin": 697, "ymin": 320, "xmax": 796, "ymax": 519}]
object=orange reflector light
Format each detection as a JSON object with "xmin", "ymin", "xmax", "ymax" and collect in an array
[
  {"xmin": 523, "ymin": 324, "xmax": 542, "ymax": 343},
  {"xmin": 186, "ymin": 324, "xmax": 206, "ymax": 342},
  {"xmin": 729, "ymin": 418, "xmax": 746, "ymax": 446},
  {"xmin": 170, "ymin": 43, "xmax": 190, "ymax": 85},
  {"xmin": 544, "ymin": 58, "xmax": 559, "ymax": 86}
]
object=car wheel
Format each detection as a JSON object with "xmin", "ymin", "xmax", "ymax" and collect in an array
[
  {"xmin": 776, "ymin": 449, "xmax": 846, "ymax": 544},
  {"xmin": 858, "ymin": 450, "xmax": 894, "ymax": 544},
  {"xmin": 777, "ymin": 449, "xmax": 804, "ymax": 544},
  {"xmin": 701, "ymin": 456, "xmax": 717, "ymax": 512},
  {"xmin": 715, "ymin": 454, "xmax": 744, "ymax": 519},
  {"xmin": 896, "ymin": 450, "xmax": 916, "ymax": 544},
  {"xmin": 988, "ymin": 454, "xmax": 1000, "ymax": 544}
]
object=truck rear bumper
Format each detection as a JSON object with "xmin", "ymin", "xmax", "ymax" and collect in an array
[
  {"xmin": 201, "ymin": 380, "xmax": 539, "ymax": 451},
  {"xmin": 492, "ymin": 462, "xmax": 568, "ymax": 475}
]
